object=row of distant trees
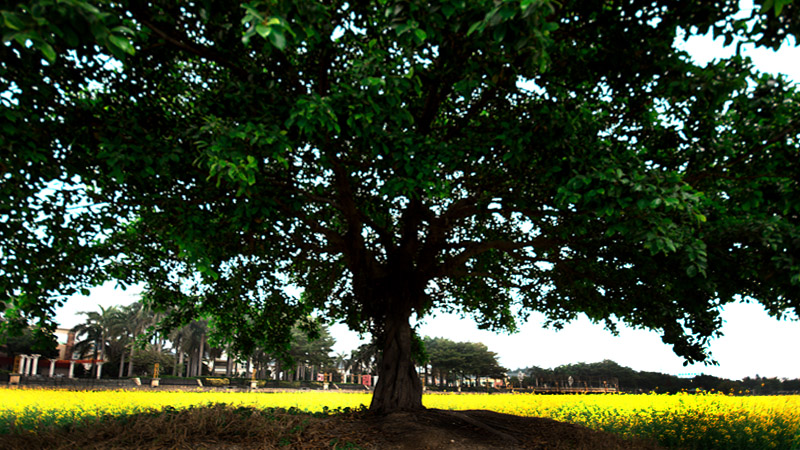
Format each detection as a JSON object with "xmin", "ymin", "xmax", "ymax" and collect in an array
[
  {"xmin": 514, "ymin": 360, "xmax": 800, "ymax": 394},
  {"xmin": 59, "ymin": 299, "xmax": 515, "ymax": 384},
  {"xmin": 421, "ymin": 337, "xmax": 507, "ymax": 387},
  {"xmin": 6, "ymin": 308, "xmax": 795, "ymax": 394},
  {"xmin": 0, "ymin": 301, "xmax": 341, "ymax": 379},
  {"xmin": 2, "ymin": 302, "xmax": 505, "ymax": 383},
  {"xmin": 62, "ymin": 301, "xmax": 348, "ymax": 379}
]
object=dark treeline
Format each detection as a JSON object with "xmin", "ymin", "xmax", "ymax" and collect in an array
[
  {"xmin": 421, "ymin": 337, "xmax": 506, "ymax": 389},
  {"xmin": 513, "ymin": 360, "xmax": 800, "ymax": 394}
]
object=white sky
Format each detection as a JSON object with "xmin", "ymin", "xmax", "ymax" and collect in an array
[{"xmin": 53, "ymin": 4, "xmax": 800, "ymax": 381}]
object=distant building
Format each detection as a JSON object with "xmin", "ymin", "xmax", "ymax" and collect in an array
[
  {"xmin": 1, "ymin": 327, "xmax": 104, "ymax": 378},
  {"xmin": 54, "ymin": 328, "xmax": 77, "ymax": 360}
]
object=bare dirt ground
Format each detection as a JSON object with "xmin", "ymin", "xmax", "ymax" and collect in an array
[
  {"xmin": 308, "ymin": 409, "xmax": 665, "ymax": 450},
  {"xmin": 2, "ymin": 406, "xmax": 665, "ymax": 449}
]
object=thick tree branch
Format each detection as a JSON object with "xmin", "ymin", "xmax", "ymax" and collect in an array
[
  {"xmin": 396, "ymin": 196, "xmax": 428, "ymax": 260},
  {"xmin": 414, "ymin": 38, "xmax": 469, "ymax": 134},
  {"xmin": 418, "ymin": 197, "xmax": 480, "ymax": 273},
  {"xmin": 329, "ymin": 158, "xmax": 384, "ymax": 278}
]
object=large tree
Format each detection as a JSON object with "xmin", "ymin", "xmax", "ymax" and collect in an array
[{"xmin": 1, "ymin": 0, "xmax": 799, "ymax": 413}]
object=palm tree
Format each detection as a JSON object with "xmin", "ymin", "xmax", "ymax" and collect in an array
[
  {"xmin": 72, "ymin": 305, "xmax": 121, "ymax": 378},
  {"xmin": 206, "ymin": 343, "xmax": 225, "ymax": 376},
  {"xmin": 119, "ymin": 301, "xmax": 156, "ymax": 377},
  {"xmin": 189, "ymin": 320, "xmax": 208, "ymax": 377},
  {"xmin": 224, "ymin": 343, "xmax": 235, "ymax": 377},
  {"xmin": 168, "ymin": 325, "xmax": 187, "ymax": 376},
  {"xmin": 348, "ymin": 342, "xmax": 379, "ymax": 376},
  {"xmin": 171, "ymin": 320, "xmax": 209, "ymax": 377},
  {"xmin": 333, "ymin": 352, "xmax": 349, "ymax": 383}
]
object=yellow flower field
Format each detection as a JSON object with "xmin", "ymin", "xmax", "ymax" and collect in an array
[{"xmin": 1, "ymin": 388, "xmax": 798, "ymax": 450}]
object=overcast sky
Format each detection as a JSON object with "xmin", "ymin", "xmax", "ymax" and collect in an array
[{"xmin": 53, "ymin": 2, "xmax": 800, "ymax": 381}]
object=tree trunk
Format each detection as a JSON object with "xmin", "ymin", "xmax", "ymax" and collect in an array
[
  {"xmin": 225, "ymin": 344, "xmax": 232, "ymax": 377},
  {"xmin": 99, "ymin": 332, "xmax": 106, "ymax": 363},
  {"xmin": 189, "ymin": 349, "xmax": 196, "ymax": 377},
  {"xmin": 172, "ymin": 336, "xmax": 182, "ymax": 376},
  {"xmin": 127, "ymin": 339, "xmax": 136, "ymax": 377},
  {"xmin": 118, "ymin": 353, "xmax": 125, "ymax": 378},
  {"xmin": 90, "ymin": 339, "xmax": 99, "ymax": 378},
  {"xmin": 198, "ymin": 336, "xmax": 205, "ymax": 376},
  {"xmin": 369, "ymin": 312, "xmax": 423, "ymax": 414},
  {"xmin": 177, "ymin": 348, "xmax": 185, "ymax": 377}
]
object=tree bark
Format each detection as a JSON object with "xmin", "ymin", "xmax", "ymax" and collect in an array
[
  {"xmin": 225, "ymin": 344, "xmax": 232, "ymax": 377},
  {"xmin": 177, "ymin": 348, "xmax": 184, "ymax": 377},
  {"xmin": 190, "ymin": 348, "xmax": 198, "ymax": 377},
  {"xmin": 90, "ymin": 339, "xmax": 99, "ymax": 378},
  {"xmin": 127, "ymin": 340, "xmax": 136, "ymax": 377},
  {"xmin": 198, "ymin": 334, "xmax": 205, "ymax": 376},
  {"xmin": 172, "ymin": 335, "xmax": 182, "ymax": 376},
  {"xmin": 369, "ymin": 312, "xmax": 424, "ymax": 414}
]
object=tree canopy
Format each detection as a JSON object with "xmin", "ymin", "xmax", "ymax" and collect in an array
[
  {"xmin": 285, "ymin": 320, "xmax": 336, "ymax": 370},
  {"xmin": 2, "ymin": 0, "xmax": 799, "ymax": 412},
  {"xmin": 423, "ymin": 336, "xmax": 507, "ymax": 384},
  {"xmin": 0, "ymin": 319, "xmax": 58, "ymax": 359}
]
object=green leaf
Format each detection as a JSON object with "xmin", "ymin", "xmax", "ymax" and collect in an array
[
  {"xmin": 774, "ymin": 0, "xmax": 791, "ymax": 15},
  {"xmin": 467, "ymin": 20, "xmax": 483, "ymax": 36},
  {"xmin": 413, "ymin": 28, "xmax": 427, "ymax": 43},
  {"xmin": 111, "ymin": 26, "xmax": 136, "ymax": 36},
  {"xmin": 2, "ymin": 11, "xmax": 25, "ymax": 31},
  {"xmin": 268, "ymin": 28, "xmax": 286, "ymax": 50},
  {"xmin": 542, "ymin": 21, "xmax": 559, "ymax": 33},
  {"xmin": 255, "ymin": 23, "xmax": 271, "ymax": 38},
  {"xmin": 109, "ymin": 34, "xmax": 135, "ymax": 55},
  {"xmin": 37, "ymin": 42, "xmax": 56, "ymax": 63},
  {"xmin": 361, "ymin": 77, "xmax": 386, "ymax": 87},
  {"xmin": 395, "ymin": 22, "xmax": 412, "ymax": 36},
  {"xmin": 78, "ymin": 2, "xmax": 101, "ymax": 15}
]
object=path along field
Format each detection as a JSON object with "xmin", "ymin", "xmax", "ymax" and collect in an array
[{"xmin": 1, "ymin": 388, "xmax": 798, "ymax": 449}]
